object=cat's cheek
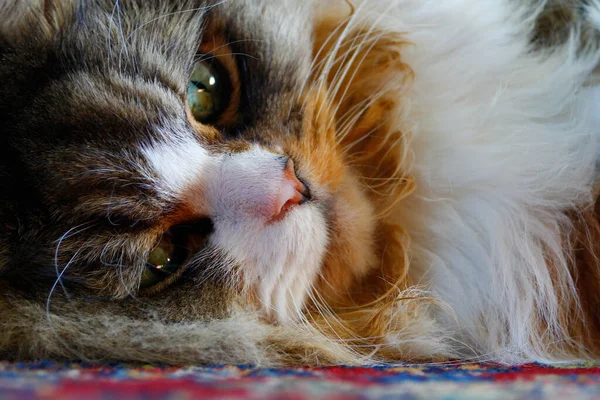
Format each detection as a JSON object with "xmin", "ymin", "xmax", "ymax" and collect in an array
[
  {"xmin": 315, "ymin": 172, "xmax": 379, "ymax": 307},
  {"xmin": 208, "ymin": 204, "xmax": 329, "ymax": 323}
]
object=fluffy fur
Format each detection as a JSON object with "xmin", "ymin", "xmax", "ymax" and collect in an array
[
  {"xmin": 1, "ymin": 0, "xmax": 600, "ymax": 366},
  {"xmin": 384, "ymin": 0, "xmax": 600, "ymax": 362}
]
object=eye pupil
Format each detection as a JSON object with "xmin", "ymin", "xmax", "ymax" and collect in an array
[{"xmin": 191, "ymin": 80, "xmax": 206, "ymax": 90}]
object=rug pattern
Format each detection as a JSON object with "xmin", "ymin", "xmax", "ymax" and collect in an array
[{"xmin": 1, "ymin": 362, "xmax": 600, "ymax": 399}]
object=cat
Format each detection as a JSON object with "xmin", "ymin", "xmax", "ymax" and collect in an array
[{"xmin": 0, "ymin": 0, "xmax": 600, "ymax": 366}]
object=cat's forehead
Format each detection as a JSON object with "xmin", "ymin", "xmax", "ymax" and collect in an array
[
  {"xmin": 0, "ymin": 0, "xmax": 321, "ymax": 168},
  {"xmin": 63, "ymin": 1, "xmax": 314, "ymax": 88}
]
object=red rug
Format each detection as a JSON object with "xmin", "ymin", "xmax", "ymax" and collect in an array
[{"xmin": 1, "ymin": 362, "xmax": 599, "ymax": 399}]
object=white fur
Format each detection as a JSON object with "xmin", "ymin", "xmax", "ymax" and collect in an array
[
  {"xmin": 346, "ymin": 0, "xmax": 600, "ymax": 362},
  {"xmin": 141, "ymin": 126, "xmax": 216, "ymax": 199},
  {"xmin": 207, "ymin": 147, "xmax": 286, "ymax": 220},
  {"xmin": 210, "ymin": 205, "xmax": 328, "ymax": 323}
]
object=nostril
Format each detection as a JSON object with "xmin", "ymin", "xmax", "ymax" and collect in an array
[
  {"xmin": 284, "ymin": 158, "xmax": 312, "ymax": 200},
  {"xmin": 283, "ymin": 159, "xmax": 308, "ymax": 193},
  {"xmin": 297, "ymin": 177, "xmax": 311, "ymax": 202},
  {"xmin": 271, "ymin": 159, "xmax": 310, "ymax": 222},
  {"xmin": 218, "ymin": 149, "xmax": 315, "ymax": 223}
]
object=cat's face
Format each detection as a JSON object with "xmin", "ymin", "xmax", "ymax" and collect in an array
[{"xmin": 0, "ymin": 0, "xmax": 381, "ymax": 327}]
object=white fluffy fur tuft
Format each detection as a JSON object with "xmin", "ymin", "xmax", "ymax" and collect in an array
[{"xmin": 350, "ymin": 0, "xmax": 600, "ymax": 362}]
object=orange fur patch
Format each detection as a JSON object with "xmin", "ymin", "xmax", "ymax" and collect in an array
[
  {"xmin": 558, "ymin": 196, "xmax": 600, "ymax": 357},
  {"xmin": 298, "ymin": 12, "xmax": 434, "ymax": 359}
]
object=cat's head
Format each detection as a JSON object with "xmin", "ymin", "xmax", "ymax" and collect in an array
[{"xmin": 0, "ymin": 0, "xmax": 412, "ymax": 359}]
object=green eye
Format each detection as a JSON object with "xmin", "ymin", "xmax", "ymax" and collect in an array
[
  {"xmin": 140, "ymin": 220, "xmax": 213, "ymax": 291},
  {"xmin": 187, "ymin": 61, "xmax": 229, "ymax": 122},
  {"xmin": 140, "ymin": 232, "xmax": 189, "ymax": 290}
]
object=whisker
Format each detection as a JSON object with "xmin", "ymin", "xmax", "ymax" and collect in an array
[
  {"xmin": 195, "ymin": 52, "xmax": 259, "ymax": 63},
  {"xmin": 45, "ymin": 247, "xmax": 86, "ymax": 358},
  {"xmin": 289, "ymin": 12, "xmax": 352, "ymax": 118},
  {"xmin": 126, "ymin": 1, "xmax": 231, "ymax": 44},
  {"xmin": 194, "ymin": 38, "xmax": 265, "ymax": 59},
  {"xmin": 114, "ymin": 0, "xmax": 129, "ymax": 74},
  {"xmin": 52, "ymin": 222, "xmax": 96, "ymax": 297}
]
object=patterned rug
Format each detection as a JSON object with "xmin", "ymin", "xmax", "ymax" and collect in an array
[{"xmin": 1, "ymin": 362, "xmax": 600, "ymax": 399}]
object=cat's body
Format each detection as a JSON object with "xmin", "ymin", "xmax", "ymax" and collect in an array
[{"xmin": 1, "ymin": 0, "xmax": 600, "ymax": 365}]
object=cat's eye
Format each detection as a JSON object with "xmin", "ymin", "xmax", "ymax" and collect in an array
[
  {"xmin": 187, "ymin": 61, "xmax": 230, "ymax": 122},
  {"xmin": 140, "ymin": 220, "xmax": 213, "ymax": 291},
  {"xmin": 140, "ymin": 232, "xmax": 189, "ymax": 290}
]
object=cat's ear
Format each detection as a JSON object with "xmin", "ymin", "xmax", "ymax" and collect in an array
[{"xmin": 0, "ymin": 0, "xmax": 75, "ymax": 45}]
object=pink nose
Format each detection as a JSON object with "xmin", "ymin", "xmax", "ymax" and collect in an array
[{"xmin": 271, "ymin": 159, "xmax": 309, "ymax": 222}]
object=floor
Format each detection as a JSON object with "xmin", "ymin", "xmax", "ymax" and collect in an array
[{"xmin": 1, "ymin": 361, "xmax": 600, "ymax": 399}]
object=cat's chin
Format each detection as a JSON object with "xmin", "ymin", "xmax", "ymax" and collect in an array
[{"xmin": 211, "ymin": 201, "xmax": 329, "ymax": 323}]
